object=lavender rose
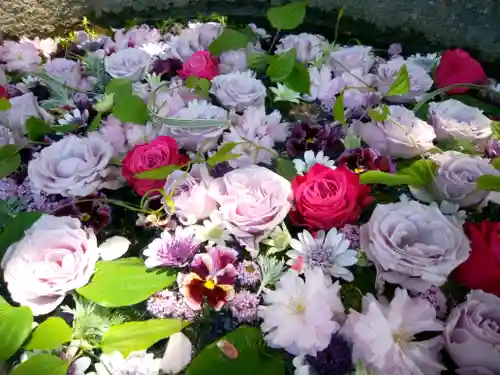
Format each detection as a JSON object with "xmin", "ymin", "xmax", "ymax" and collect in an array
[
  {"xmin": 1, "ymin": 215, "xmax": 100, "ymax": 315},
  {"xmin": 44, "ymin": 58, "xmax": 87, "ymax": 89},
  {"xmin": 350, "ymin": 105, "xmax": 436, "ymax": 158},
  {"xmin": 327, "ymin": 45, "xmax": 375, "ymax": 76},
  {"xmin": 444, "ymin": 290, "xmax": 500, "ymax": 375},
  {"xmin": 276, "ymin": 33, "xmax": 327, "ymax": 64},
  {"xmin": 360, "ymin": 200, "xmax": 470, "ymax": 292},
  {"xmin": 209, "ymin": 166, "xmax": 292, "ymax": 252},
  {"xmin": 105, "ymin": 47, "xmax": 151, "ymax": 81}
]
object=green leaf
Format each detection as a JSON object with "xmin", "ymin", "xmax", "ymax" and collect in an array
[
  {"xmin": 284, "ymin": 62, "xmax": 310, "ymax": 94},
  {"xmin": 197, "ymin": 78, "xmax": 210, "ymax": 96},
  {"xmin": 240, "ymin": 25, "xmax": 259, "ymax": 42},
  {"xmin": 10, "ymin": 354, "xmax": 68, "ymax": 375},
  {"xmin": 492, "ymin": 121, "xmax": 500, "ymax": 140},
  {"xmin": 26, "ymin": 117, "xmax": 55, "ymax": 141},
  {"xmin": 0, "ymin": 98, "xmax": 11, "ymax": 111},
  {"xmin": 0, "ymin": 296, "xmax": 11, "ymax": 315},
  {"xmin": 385, "ymin": 64, "xmax": 410, "ymax": 96},
  {"xmin": 102, "ymin": 319, "xmax": 188, "ymax": 357},
  {"xmin": 413, "ymin": 102, "xmax": 429, "ymax": 121},
  {"xmin": 135, "ymin": 164, "xmax": 182, "ymax": 180},
  {"xmin": 0, "ymin": 211, "xmax": 43, "ymax": 258},
  {"xmin": 185, "ymin": 76, "xmax": 199, "ymax": 89},
  {"xmin": 333, "ymin": 91, "xmax": 345, "ymax": 125},
  {"xmin": 0, "ymin": 306, "xmax": 33, "ymax": 360},
  {"xmin": 367, "ymin": 104, "xmax": 390, "ymax": 122},
  {"xmin": 186, "ymin": 326, "xmax": 285, "ymax": 375},
  {"xmin": 437, "ymin": 137, "xmax": 482, "ymax": 155},
  {"xmin": 246, "ymin": 52, "xmax": 270, "ymax": 72},
  {"xmin": 359, "ymin": 170, "xmax": 422, "ymax": 187},
  {"xmin": 476, "ymin": 174, "xmax": 500, "ymax": 192},
  {"xmin": 54, "ymin": 123, "xmax": 80, "ymax": 133},
  {"xmin": 267, "ymin": 1, "xmax": 308, "ymax": 30},
  {"xmin": 24, "ymin": 317, "xmax": 72, "ymax": 351},
  {"xmin": 206, "ymin": 142, "xmax": 241, "ymax": 166},
  {"xmin": 276, "ymin": 157, "xmax": 297, "ymax": 181},
  {"xmin": 77, "ymin": 257, "xmax": 176, "ymax": 307},
  {"xmin": 267, "ymin": 49, "xmax": 297, "ymax": 82},
  {"xmin": 87, "ymin": 112, "xmax": 102, "ymax": 132},
  {"xmin": 105, "ymin": 79, "xmax": 133, "ymax": 97},
  {"xmin": 401, "ymin": 159, "xmax": 438, "ymax": 187},
  {"xmin": 0, "ymin": 144, "xmax": 21, "ymax": 179},
  {"xmin": 343, "ymin": 134, "xmax": 361, "ymax": 149},
  {"xmin": 208, "ymin": 28, "xmax": 249, "ymax": 56},
  {"xmin": 492, "ymin": 158, "xmax": 500, "ymax": 171},
  {"xmin": 112, "ymin": 94, "xmax": 149, "ymax": 125}
]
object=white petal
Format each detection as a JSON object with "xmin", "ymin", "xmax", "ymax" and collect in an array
[
  {"xmin": 73, "ymin": 357, "xmax": 92, "ymax": 372},
  {"xmin": 161, "ymin": 332, "xmax": 193, "ymax": 374},
  {"xmin": 98, "ymin": 236, "xmax": 131, "ymax": 261}
]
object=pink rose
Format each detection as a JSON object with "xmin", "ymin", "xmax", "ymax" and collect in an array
[
  {"xmin": 209, "ymin": 166, "xmax": 292, "ymax": 251},
  {"xmin": 1, "ymin": 215, "xmax": 100, "ymax": 315},
  {"xmin": 178, "ymin": 51, "xmax": 219, "ymax": 80}
]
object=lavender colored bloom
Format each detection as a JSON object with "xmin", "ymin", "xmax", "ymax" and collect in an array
[
  {"xmin": 73, "ymin": 92, "xmax": 93, "ymax": 112},
  {"xmin": 339, "ymin": 224, "xmax": 361, "ymax": 251},
  {"xmin": 410, "ymin": 286, "xmax": 448, "ymax": 320},
  {"xmin": 305, "ymin": 334, "xmax": 352, "ymax": 375},
  {"xmin": 237, "ymin": 260, "xmax": 261, "ymax": 288},
  {"xmin": 143, "ymin": 226, "xmax": 200, "ymax": 268},
  {"xmin": 147, "ymin": 290, "xmax": 198, "ymax": 321},
  {"xmin": 228, "ymin": 290, "xmax": 260, "ymax": 323},
  {"xmin": 6, "ymin": 84, "xmax": 23, "ymax": 98},
  {"xmin": 486, "ymin": 139, "xmax": 500, "ymax": 158},
  {"xmin": 286, "ymin": 122, "xmax": 345, "ymax": 158}
]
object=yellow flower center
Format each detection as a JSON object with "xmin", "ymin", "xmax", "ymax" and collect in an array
[
  {"xmin": 292, "ymin": 299, "xmax": 306, "ymax": 313},
  {"xmin": 81, "ymin": 213, "xmax": 92, "ymax": 222},
  {"xmin": 245, "ymin": 265, "xmax": 255, "ymax": 273},
  {"xmin": 204, "ymin": 279, "xmax": 216, "ymax": 290},
  {"xmin": 392, "ymin": 331, "xmax": 413, "ymax": 345},
  {"xmin": 305, "ymin": 138, "xmax": 314, "ymax": 144},
  {"xmin": 354, "ymin": 168, "xmax": 365, "ymax": 174}
]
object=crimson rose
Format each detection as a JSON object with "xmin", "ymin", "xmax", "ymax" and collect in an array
[{"xmin": 290, "ymin": 164, "xmax": 373, "ymax": 230}]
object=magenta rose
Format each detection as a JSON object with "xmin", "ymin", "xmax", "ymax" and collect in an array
[{"xmin": 178, "ymin": 51, "xmax": 219, "ymax": 80}]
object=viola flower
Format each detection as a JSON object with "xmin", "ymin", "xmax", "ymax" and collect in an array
[
  {"xmin": 336, "ymin": 147, "xmax": 396, "ymax": 173},
  {"xmin": 177, "ymin": 246, "xmax": 239, "ymax": 311},
  {"xmin": 286, "ymin": 122, "xmax": 345, "ymax": 158},
  {"xmin": 287, "ymin": 228, "xmax": 358, "ymax": 281},
  {"xmin": 143, "ymin": 226, "xmax": 200, "ymax": 268}
]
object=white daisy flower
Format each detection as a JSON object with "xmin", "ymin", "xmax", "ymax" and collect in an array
[
  {"xmin": 292, "ymin": 150, "xmax": 336, "ymax": 175},
  {"xmin": 270, "ymin": 83, "xmax": 302, "ymax": 103},
  {"xmin": 193, "ymin": 212, "xmax": 232, "ymax": 246}
]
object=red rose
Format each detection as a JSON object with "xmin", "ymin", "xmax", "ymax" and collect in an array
[
  {"xmin": 454, "ymin": 221, "xmax": 500, "ymax": 296},
  {"xmin": 178, "ymin": 51, "xmax": 219, "ymax": 80},
  {"xmin": 122, "ymin": 136, "xmax": 187, "ymax": 196},
  {"xmin": 435, "ymin": 49, "xmax": 487, "ymax": 95},
  {"xmin": 0, "ymin": 86, "xmax": 8, "ymax": 99},
  {"xmin": 290, "ymin": 164, "xmax": 373, "ymax": 230}
]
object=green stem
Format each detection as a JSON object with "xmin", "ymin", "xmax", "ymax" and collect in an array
[{"xmin": 268, "ymin": 30, "xmax": 281, "ymax": 53}]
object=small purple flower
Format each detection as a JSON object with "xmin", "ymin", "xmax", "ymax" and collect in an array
[
  {"xmin": 337, "ymin": 147, "xmax": 396, "ymax": 174},
  {"xmin": 339, "ymin": 224, "xmax": 361, "ymax": 251},
  {"xmin": 237, "ymin": 260, "xmax": 261, "ymax": 288},
  {"xmin": 228, "ymin": 290, "xmax": 260, "ymax": 323},
  {"xmin": 147, "ymin": 290, "xmax": 198, "ymax": 321},
  {"xmin": 306, "ymin": 334, "xmax": 352, "ymax": 375},
  {"xmin": 286, "ymin": 122, "xmax": 345, "ymax": 158},
  {"xmin": 143, "ymin": 226, "xmax": 200, "ymax": 268}
]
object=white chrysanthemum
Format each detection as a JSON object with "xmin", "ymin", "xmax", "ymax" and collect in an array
[
  {"xmin": 235, "ymin": 106, "xmax": 289, "ymax": 143},
  {"xmin": 287, "ymin": 228, "xmax": 357, "ymax": 281},
  {"xmin": 377, "ymin": 58, "xmax": 433, "ymax": 103},
  {"xmin": 293, "ymin": 150, "xmax": 336, "ymax": 175},
  {"xmin": 219, "ymin": 49, "xmax": 248, "ymax": 74},
  {"xmin": 406, "ymin": 52, "xmax": 441, "ymax": 73},
  {"xmin": 428, "ymin": 99, "xmax": 492, "ymax": 145},
  {"xmin": 210, "ymin": 70, "xmax": 267, "ymax": 112},
  {"xmin": 259, "ymin": 268, "xmax": 345, "ymax": 356},
  {"xmin": 270, "ymin": 83, "xmax": 302, "ymax": 103},
  {"xmin": 172, "ymin": 99, "xmax": 228, "ymax": 120},
  {"xmin": 193, "ymin": 211, "xmax": 232, "ymax": 247},
  {"xmin": 341, "ymin": 288, "xmax": 445, "ymax": 375},
  {"xmin": 327, "ymin": 45, "xmax": 375, "ymax": 76},
  {"xmin": 0, "ymin": 41, "xmax": 42, "ymax": 73},
  {"xmin": 275, "ymin": 33, "xmax": 328, "ymax": 63},
  {"xmin": 93, "ymin": 351, "xmax": 160, "ymax": 375}
]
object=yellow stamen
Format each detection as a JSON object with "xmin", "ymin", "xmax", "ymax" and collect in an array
[
  {"xmin": 204, "ymin": 279, "xmax": 216, "ymax": 290},
  {"xmin": 354, "ymin": 168, "xmax": 365, "ymax": 174},
  {"xmin": 81, "ymin": 213, "xmax": 92, "ymax": 222}
]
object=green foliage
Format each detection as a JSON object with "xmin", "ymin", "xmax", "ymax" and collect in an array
[
  {"xmin": 267, "ymin": 49, "xmax": 297, "ymax": 82},
  {"xmin": 102, "ymin": 319, "xmax": 188, "ymax": 357},
  {"xmin": 359, "ymin": 159, "xmax": 438, "ymax": 188},
  {"xmin": 135, "ymin": 164, "xmax": 182, "ymax": 180},
  {"xmin": 276, "ymin": 157, "xmax": 297, "ymax": 181},
  {"xmin": 266, "ymin": 1, "xmax": 308, "ymax": 30},
  {"xmin": 385, "ymin": 64, "xmax": 410, "ymax": 96},
  {"xmin": 77, "ymin": 258, "xmax": 176, "ymax": 307},
  {"xmin": 0, "ymin": 144, "xmax": 21, "ymax": 179},
  {"xmin": 112, "ymin": 94, "xmax": 149, "ymax": 125},
  {"xmin": 105, "ymin": 79, "xmax": 133, "ymax": 97},
  {"xmin": 10, "ymin": 354, "xmax": 68, "ymax": 375},
  {"xmin": 88, "ymin": 112, "xmax": 102, "ymax": 132},
  {"xmin": 26, "ymin": 117, "xmax": 55, "ymax": 141},
  {"xmin": 343, "ymin": 134, "xmax": 361, "ymax": 149},
  {"xmin": 437, "ymin": 137, "xmax": 483, "ymax": 155},
  {"xmin": 492, "ymin": 121, "xmax": 500, "ymax": 140},
  {"xmin": 206, "ymin": 142, "xmax": 241, "ymax": 166},
  {"xmin": 25, "ymin": 317, "xmax": 72, "ymax": 351},
  {"xmin": 185, "ymin": 76, "xmax": 211, "ymax": 97},
  {"xmin": 492, "ymin": 157, "xmax": 500, "ymax": 170},
  {"xmin": 284, "ymin": 62, "xmax": 310, "ymax": 94},
  {"xmin": 246, "ymin": 52, "xmax": 270, "ymax": 72},
  {"xmin": 0, "ymin": 98, "xmax": 11, "ymax": 111},
  {"xmin": 0, "ymin": 211, "xmax": 43, "ymax": 258},
  {"xmin": 0, "ymin": 300, "xmax": 33, "ymax": 360},
  {"xmin": 333, "ymin": 91, "xmax": 345, "ymax": 125},
  {"xmin": 208, "ymin": 28, "xmax": 249, "ymax": 56},
  {"xmin": 367, "ymin": 104, "xmax": 390, "ymax": 122},
  {"xmin": 186, "ymin": 326, "xmax": 285, "ymax": 375},
  {"xmin": 476, "ymin": 174, "xmax": 500, "ymax": 192}
]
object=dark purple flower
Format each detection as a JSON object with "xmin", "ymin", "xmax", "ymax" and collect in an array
[
  {"xmin": 51, "ymin": 42, "xmax": 85, "ymax": 60},
  {"xmin": 337, "ymin": 147, "xmax": 396, "ymax": 173},
  {"xmin": 210, "ymin": 162, "xmax": 234, "ymax": 178},
  {"xmin": 6, "ymin": 84, "xmax": 23, "ymax": 98},
  {"xmin": 286, "ymin": 122, "xmax": 345, "ymax": 158},
  {"xmin": 73, "ymin": 92, "xmax": 93, "ymax": 112},
  {"xmin": 52, "ymin": 193, "xmax": 111, "ymax": 233},
  {"xmin": 486, "ymin": 139, "xmax": 500, "ymax": 158},
  {"xmin": 29, "ymin": 83, "xmax": 51, "ymax": 101},
  {"xmin": 306, "ymin": 334, "xmax": 352, "ymax": 375},
  {"xmin": 151, "ymin": 58, "xmax": 184, "ymax": 81}
]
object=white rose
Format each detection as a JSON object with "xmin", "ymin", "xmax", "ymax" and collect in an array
[
  {"xmin": 327, "ymin": 45, "xmax": 375, "ymax": 76},
  {"xmin": 360, "ymin": 200, "xmax": 470, "ymax": 292},
  {"xmin": 377, "ymin": 58, "xmax": 433, "ymax": 103},
  {"xmin": 219, "ymin": 49, "xmax": 248, "ymax": 74},
  {"xmin": 410, "ymin": 151, "xmax": 500, "ymax": 208},
  {"xmin": 210, "ymin": 70, "xmax": 267, "ymax": 112},
  {"xmin": 105, "ymin": 48, "xmax": 151, "ymax": 82},
  {"xmin": 351, "ymin": 105, "xmax": 436, "ymax": 158},
  {"xmin": 276, "ymin": 33, "xmax": 328, "ymax": 63},
  {"xmin": 1, "ymin": 215, "xmax": 100, "ymax": 315},
  {"xmin": 44, "ymin": 58, "xmax": 84, "ymax": 88},
  {"xmin": 28, "ymin": 134, "xmax": 113, "ymax": 197},
  {"xmin": 428, "ymin": 99, "xmax": 492, "ymax": 147}
]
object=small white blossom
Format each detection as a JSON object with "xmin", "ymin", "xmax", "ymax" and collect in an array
[
  {"xmin": 270, "ymin": 83, "xmax": 302, "ymax": 103},
  {"xmin": 293, "ymin": 150, "xmax": 336, "ymax": 175},
  {"xmin": 193, "ymin": 211, "xmax": 232, "ymax": 247},
  {"xmin": 172, "ymin": 99, "xmax": 228, "ymax": 120},
  {"xmin": 406, "ymin": 52, "xmax": 441, "ymax": 73}
]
